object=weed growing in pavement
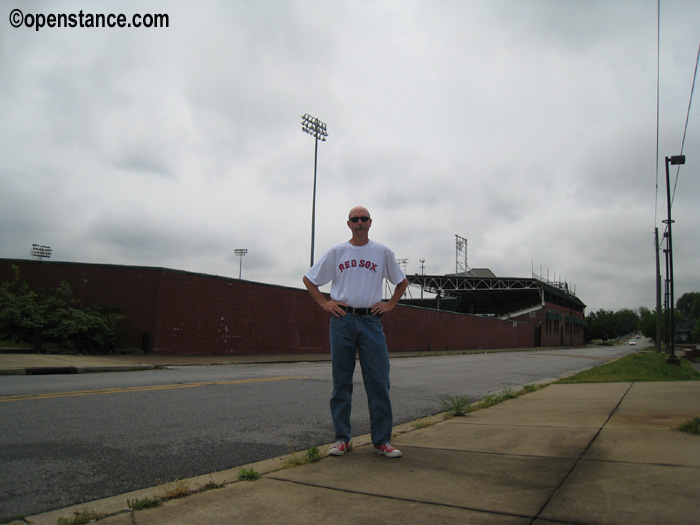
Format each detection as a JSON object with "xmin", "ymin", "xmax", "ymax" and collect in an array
[
  {"xmin": 238, "ymin": 467, "xmax": 261, "ymax": 481},
  {"xmin": 677, "ymin": 417, "xmax": 700, "ymax": 435},
  {"xmin": 203, "ymin": 476, "xmax": 226, "ymax": 490},
  {"xmin": 414, "ymin": 417, "xmax": 437, "ymax": 429},
  {"xmin": 440, "ymin": 385, "xmax": 543, "ymax": 417},
  {"xmin": 127, "ymin": 496, "xmax": 161, "ymax": 510},
  {"xmin": 306, "ymin": 445, "xmax": 321, "ymax": 463},
  {"xmin": 439, "ymin": 394, "xmax": 472, "ymax": 416},
  {"xmin": 56, "ymin": 507, "xmax": 106, "ymax": 525},
  {"xmin": 161, "ymin": 479, "xmax": 190, "ymax": 499},
  {"xmin": 284, "ymin": 445, "xmax": 323, "ymax": 468},
  {"xmin": 480, "ymin": 388, "xmax": 518, "ymax": 409},
  {"xmin": 283, "ymin": 454, "xmax": 304, "ymax": 467}
]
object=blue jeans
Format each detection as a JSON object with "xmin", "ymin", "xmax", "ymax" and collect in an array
[{"xmin": 329, "ymin": 313, "xmax": 393, "ymax": 446}]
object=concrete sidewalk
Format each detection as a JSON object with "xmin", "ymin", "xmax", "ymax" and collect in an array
[{"xmin": 7, "ymin": 351, "xmax": 698, "ymax": 525}]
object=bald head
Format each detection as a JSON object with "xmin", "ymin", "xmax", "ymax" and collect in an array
[{"xmin": 348, "ymin": 206, "xmax": 370, "ymax": 219}]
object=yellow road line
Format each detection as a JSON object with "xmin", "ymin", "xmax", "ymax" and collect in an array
[{"xmin": 0, "ymin": 376, "xmax": 311, "ymax": 403}]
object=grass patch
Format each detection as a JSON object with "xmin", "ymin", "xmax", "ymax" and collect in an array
[
  {"xmin": 557, "ymin": 352, "xmax": 700, "ymax": 384},
  {"xmin": 56, "ymin": 507, "xmax": 106, "ymax": 525},
  {"xmin": 677, "ymin": 418, "xmax": 700, "ymax": 435},
  {"xmin": 127, "ymin": 496, "xmax": 161, "ymax": 510},
  {"xmin": 238, "ymin": 467, "xmax": 260, "ymax": 481}
]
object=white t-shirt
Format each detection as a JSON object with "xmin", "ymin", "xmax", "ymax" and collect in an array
[{"xmin": 305, "ymin": 240, "xmax": 406, "ymax": 308}]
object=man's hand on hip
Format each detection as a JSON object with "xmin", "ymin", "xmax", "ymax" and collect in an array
[
  {"xmin": 324, "ymin": 300, "xmax": 347, "ymax": 317},
  {"xmin": 371, "ymin": 301, "xmax": 395, "ymax": 316}
]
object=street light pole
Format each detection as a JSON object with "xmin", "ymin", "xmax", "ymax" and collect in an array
[
  {"xmin": 301, "ymin": 113, "xmax": 328, "ymax": 267},
  {"xmin": 663, "ymin": 154, "xmax": 685, "ymax": 365},
  {"xmin": 234, "ymin": 249, "xmax": 247, "ymax": 279}
]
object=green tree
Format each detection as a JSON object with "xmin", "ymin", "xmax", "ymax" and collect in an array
[
  {"xmin": 0, "ymin": 265, "xmax": 44, "ymax": 342},
  {"xmin": 638, "ymin": 307, "xmax": 660, "ymax": 341},
  {"xmin": 692, "ymin": 318, "xmax": 700, "ymax": 344},
  {"xmin": 585, "ymin": 309, "xmax": 617, "ymax": 343},
  {"xmin": 677, "ymin": 292, "xmax": 700, "ymax": 343},
  {"xmin": 614, "ymin": 308, "xmax": 639, "ymax": 336},
  {"xmin": 677, "ymin": 292, "xmax": 700, "ymax": 318}
]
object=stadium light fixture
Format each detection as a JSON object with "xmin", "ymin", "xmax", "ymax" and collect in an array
[
  {"xmin": 301, "ymin": 113, "xmax": 328, "ymax": 267},
  {"xmin": 234, "ymin": 248, "xmax": 247, "ymax": 279},
  {"xmin": 31, "ymin": 244, "xmax": 52, "ymax": 260}
]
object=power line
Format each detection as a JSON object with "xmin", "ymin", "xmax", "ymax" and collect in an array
[
  {"xmin": 671, "ymin": 37, "xmax": 700, "ymax": 206},
  {"xmin": 654, "ymin": 0, "xmax": 661, "ymax": 227}
]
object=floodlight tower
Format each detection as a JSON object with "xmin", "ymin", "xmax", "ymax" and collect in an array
[
  {"xmin": 301, "ymin": 113, "xmax": 328, "ymax": 267},
  {"xmin": 234, "ymin": 248, "xmax": 247, "ymax": 279}
]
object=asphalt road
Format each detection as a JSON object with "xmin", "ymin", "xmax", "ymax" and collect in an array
[{"xmin": 0, "ymin": 343, "xmax": 643, "ymax": 520}]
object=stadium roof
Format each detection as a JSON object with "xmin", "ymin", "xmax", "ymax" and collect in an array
[{"xmin": 404, "ymin": 272, "xmax": 586, "ymax": 316}]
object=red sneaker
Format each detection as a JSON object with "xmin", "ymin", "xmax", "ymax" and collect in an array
[
  {"xmin": 374, "ymin": 443, "xmax": 402, "ymax": 458},
  {"xmin": 329, "ymin": 441, "xmax": 351, "ymax": 456}
]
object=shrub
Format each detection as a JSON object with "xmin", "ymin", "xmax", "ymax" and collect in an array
[{"xmin": 0, "ymin": 266, "xmax": 125, "ymax": 352}]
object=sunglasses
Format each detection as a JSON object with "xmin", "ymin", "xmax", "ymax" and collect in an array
[{"xmin": 349, "ymin": 216, "xmax": 371, "ymax": 223}]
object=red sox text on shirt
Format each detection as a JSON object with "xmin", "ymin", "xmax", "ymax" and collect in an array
[{"xmin": 338, "ymin": 259, "xmax": 378, "ymax": 273}]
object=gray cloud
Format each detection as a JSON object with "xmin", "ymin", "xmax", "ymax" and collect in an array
[{"xmin": 1, "ymin": 0, "xmax": 698, "ymax": 314}]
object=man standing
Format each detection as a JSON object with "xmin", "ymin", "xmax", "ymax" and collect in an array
[{"xmin": 303, "ymin": 206, "xmax": 408, "ymax": 458}]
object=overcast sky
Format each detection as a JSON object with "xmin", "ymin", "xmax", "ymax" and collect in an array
[{"xmin": 1, "ymin": 0, "xmax": 698, "ymax": 314}]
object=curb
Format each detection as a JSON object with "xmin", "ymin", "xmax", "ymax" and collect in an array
[{"xmin": 0, "ymin": 365, "xmax": 157, "ymax": 376}]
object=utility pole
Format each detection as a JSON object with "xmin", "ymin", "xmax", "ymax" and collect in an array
[{"xmin": 654, "ymin": 228, "xmax": 662, "ymax": 353}]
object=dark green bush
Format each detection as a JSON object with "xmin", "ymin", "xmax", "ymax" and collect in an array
[{"xmin": 0, "ymin": 266, "xmax": 125, "ymax": 352}]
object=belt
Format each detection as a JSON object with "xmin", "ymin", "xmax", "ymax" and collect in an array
[{"xmin": 340, "ymin": 306, "xmax": 374, "ymax": 316}]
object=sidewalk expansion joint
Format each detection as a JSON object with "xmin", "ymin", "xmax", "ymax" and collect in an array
[
  {"xmin": 528, "ymin": 382, "xmax": 634, "ymax": 524},
  {"xmin": 266, "ymin": 475, "xmax": 535, "ymax": 521}
]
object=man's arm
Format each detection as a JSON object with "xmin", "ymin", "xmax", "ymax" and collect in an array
[
  {"xmin": 303, "ymin": 276, "xmax": 347, "ymax": 317},
  {"xmin": 370, "ymin": 278, "xmax": 408, "ymax": 316}
]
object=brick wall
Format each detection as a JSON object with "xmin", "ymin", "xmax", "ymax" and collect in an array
[
  {"xmin": 0, "ymin": 259, "xmax": 535, "ymax": 355},
  {"xmin": 511, "ymin": 305, "xmax": 585, "ymax": 347}
]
